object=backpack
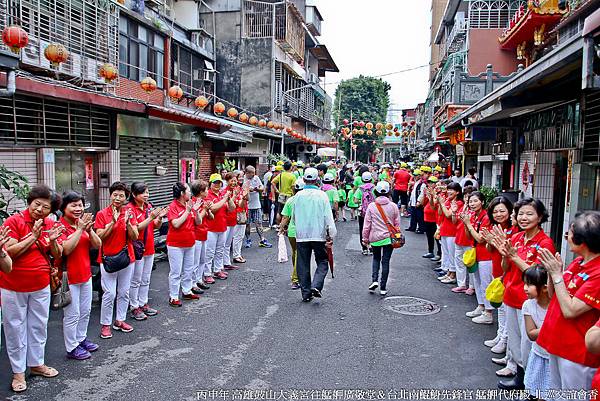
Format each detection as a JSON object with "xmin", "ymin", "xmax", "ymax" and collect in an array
[{"xmin": 360, "ymin": 183, "xmax": 375, "ymax": 216}]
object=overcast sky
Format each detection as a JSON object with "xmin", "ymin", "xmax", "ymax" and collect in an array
[{"xmin": 317, "ymin": 0, "xmax": 431, "ymax": 122}]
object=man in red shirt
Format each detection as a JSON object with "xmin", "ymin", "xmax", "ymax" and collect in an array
[{"xmin": 392, "ymin": 163, "xmax": 411, "ymax": 217}]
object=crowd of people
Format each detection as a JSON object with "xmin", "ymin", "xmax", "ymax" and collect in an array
[{"xmin": 0, "ymin": 156, "xmax": 598, "ymax": 398}]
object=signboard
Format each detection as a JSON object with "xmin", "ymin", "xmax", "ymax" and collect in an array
[
  {"xmin": 456, "ymin": 144, "xmax": 465, "ymax": 156},
  {"xmin": 85, "ymin": 158, "xmax": 94, "ymax": 190}
]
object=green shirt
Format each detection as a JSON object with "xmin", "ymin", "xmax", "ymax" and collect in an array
[
  {"xmin": 353, "ymin": 176, "xmax": 363, "ymax": 187},
  {"xmin": 379, "ymin": 172, "xmax": 389, "ymax": 181},
  {"xmin": 337, "ymin": 188, "xmax": 347, "ymax": 203},
  {"xmin": 272, "ymin": 171, "xmax": 296, "ymax": 197},
  {"xmin": 293, "ymin": 169, "xmax": 304, "ymax": 178},
  {"xmin": 325, "ymin": 188, "xmax": 339, "ymax": 207},
  {"xmin": 347, "ymin": 189, "xmax": 358, "ymax": 208},
  {"xmin": 281, "ymin": 195, "xmax": 297, "ymax": 237},
  {"xmin": 371, "ymin": 237, "xmax": 392, "ymax": 246}
]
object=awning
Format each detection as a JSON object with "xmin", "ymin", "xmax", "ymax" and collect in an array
[
  {"xmin": 208, "ymin": 114, "xmax": 281, "ymax": 140},
  {"xmin": 309, "ymin": 45, "xmax": 340, "ymax": 77},
  {"xmin": 317, "ymin": 147, "xmax": 337, "ymax": 157},
  {"xmin": 205, "ymin": 129, "xmax": 252, "ymax": 144},
  {"xmin": 451, "ymin": 101, "xmax": 563, "ymax": 127},
  {"xmin": 147, "ymin": 105, "xmax": 228, "ymax": 131},
  {"xmin": 583, "ymin": 6, "xmax": 600, "ymax": 36}
]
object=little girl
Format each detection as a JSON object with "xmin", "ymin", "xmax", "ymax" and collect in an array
[
  {"xmin": 347, "ymin": 186, "xmax": 359, "ymax": 220},
  {"xmin": 337, "ymin": 186, "xmax": 347, "ymax": 222},
  {"xmin": 522, "ymin": 264, "xmax": 551, "ymax": 399}
]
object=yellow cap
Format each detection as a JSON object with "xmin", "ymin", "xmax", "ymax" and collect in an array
[
  {"xmin": 277, "ymin": 160, "xmax": 284, "ymax": 166},
  {"xmin": 275, "ymin": 165, "xmax": 283, "ymax": 171},
  {"xmin": 209, "ymin": 173, "xmax": 223, "ymax": 183},
  {"xmin": 413, "ymin": 169, "xmax": 422, "ymax": 176},
  {"xmin": 400, "ymin": 162, "xmax": 408, "ymax": 168},
  {"xmin": 420, "ymin": 166, "xmax": 432, "ymax": 173},
  {"xmin": 292, "ymin": 162, "xmax": 297, "ymax": 166},
  {"xmin": 434, "ymin": 165, "xmax": 443, "ymax": 172},
  {"xmin": 428, "ymin": 176, "xmax": 439, "ymax": 183}
]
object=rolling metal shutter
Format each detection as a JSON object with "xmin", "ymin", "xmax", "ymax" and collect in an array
[
  {"xmin": 119, "ymin": 136, "xmax": 179, "ymax": 208},
  {"xmin": 583, "ymin": 91, "xmax": 600, "ymax": 164}
]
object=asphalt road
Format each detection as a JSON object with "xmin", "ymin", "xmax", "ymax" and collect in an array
[{"xmin": 0, "ymin": 217, "xmax": 500, "ymax": 400}]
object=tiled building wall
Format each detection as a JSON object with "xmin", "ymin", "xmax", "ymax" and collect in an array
[{"xmin": 0, "ymin": 149, "xmax": 39, "ymax": 214}]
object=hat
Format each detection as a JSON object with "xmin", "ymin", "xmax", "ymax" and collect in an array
[
  {"xmin": 304, "ymin": 167, "xmax": 319, "ymax": 181},
  {"xmin": 296, "ymin": 160, "xmax": 304, "ymax": 167},
  {"xmin": 413, "ymin": 169, "xmax": 422, "ymax": 176},
  {"xmin": 420, "ymin": 166, "xmax": 432, "ymax": 173},
  {"xmin": 361, "ymin": 172, "xmax": 373, "ymax": 182},
  {"xmin": 428, "ymin": 176, "xmax": 439, "ymax": 183},
  {"xmin": 292, "ymin": 162, "xmax": 297, "ymax": 166},
  {"xmin": 325, "ymin": 161, "xmax": 332, "ymax": 167},
  {"xmin": 375, "ymin": 180, "xmax": 390, "ymax": 194},
  {"xmin": 275, "ymin": 165, "xmax": 283, "ymax": 172},
  {"xmin": 400, "ymin": 162, "xmax": 408, "ymax": 168},
  {"xmin": 209, "ymin": 173, "xmax": 223, "ymax": 183},
  {"xmin": 294, "ymin": 178, "xmax": 305, "ymax": 190},
  {"xmin": 434, "ymin": 165, "xmax": 443, "ymax": 172},
  {"xmin": 323, "ymin": 173, "xmax": 334, "ymax": 182},
  {"xmin": 277, "ymin": 160, "xmax": 284, "ymax": 166}
]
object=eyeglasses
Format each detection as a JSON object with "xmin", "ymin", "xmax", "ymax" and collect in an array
[{"xmin": 564, "ymin": 232, "xmax": 569, "ymax": 240}]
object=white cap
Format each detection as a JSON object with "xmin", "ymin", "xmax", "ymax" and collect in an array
[
  {"xmin": 362, "ymin": 172, "xmax": 373, "ymax": 182},
  {"xmin": 294, "ymin": 178, "xmax": 305, "ymax": 190},
  {"xmin": 296, "ymin": 160, "xmax": 304, "ymax": 167},
  {"xmin": 375, "ymin": 180, "xmax": 390, "ymax": 194},
  {"xmin": 304, "ymin": 167, "xmax": 319, "ymax": 181},
  {"xmin": 325, "ymin": 161, "xmax": 332, "ymax": 167},
  {"xmin": 323, "ymin": 173, "xmax": 334, "ymax": 182}
]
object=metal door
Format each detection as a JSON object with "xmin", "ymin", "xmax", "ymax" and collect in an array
[{"xmin": 55, "ymin": 152, "xmax": 99, "ymax": 212}]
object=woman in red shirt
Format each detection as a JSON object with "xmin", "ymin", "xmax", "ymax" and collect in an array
[
  {"xmin": 538, "ymin": 211, "xmax": 600, "ymax": 394},
  {"xmin": 204, "ymin": 174, "xmax": 233, "ymax": 280},
  {"xmin": 453, "ymin": 190, "xmax": 475, "ymax": 295},
  {"xmin": 128, "ymin": 183, "xmax": 168, "ymax": 320},
  {"xmin": 436, "ymin": 182, "xmax": 463, "ymax": 284},
  {"xmin": 495, "ymin": 197, "xmax": 555, "ymax": 390},
  {"xmin": 585, "ymin": 319, "xmax": 600, "ymax": 397},
  {"xmin": 232, "ymin": 170, "xmax": 250, "ymax": 265},
  {"xmin": 59, "ymin": 191, "xmax": 102, "ymax": 361},
  {"xmin": 95, "ymin": 182, "xmax": 139, "ymax": 339},
  {"xmin": 190, "ymin": 180, "xmax": 212, "ymax": 288},
  {"xmin": 222, "ymin": 172, "xmax": 247, "ymax": 271},
  {"xmin": 422, "ymin": 177, "xmax": 440, "ymax": 259},
  {"xmin": 2, "ymin": 184, "xmax": 64, "ymax": 392},
  {"xmin": 167, "ymin": 182, "xmax": 202, "ymax": 307}
]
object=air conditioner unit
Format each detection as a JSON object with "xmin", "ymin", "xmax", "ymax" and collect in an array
[
  {"xmin": 308, "ymin": 73, "xmax": 319, "ymax": 84},
  {"xmin": 203, "ymin": 70, "xmax": 213, "ymax": 82},
  {"xmin": 191, "ymin": 32, "xmax": 204, "ymax": 48},
  {"xmin": 296, "ymin": 144, "xmax": 316, "ymax": 154}
]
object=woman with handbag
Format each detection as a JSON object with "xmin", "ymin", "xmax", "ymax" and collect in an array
[
  {"xmin": 222, "ymin": 172, "xmax": 247, "ymax": 271},
  {"xmin": 95, "ymin": 182, "xmax": 139, "ymax": 339},
  {"xmin": 436, "ymin": 182, "xmax": 464, "ymax": 285},
  {"xmin": 128, "ymin": 183, "xmax": 168, "ymax": 321},
  {"xmin": 2, "ymin": 184, "xmax": 65, "ymax": 393},
  {"xmin": 361, "ymin": 181, "xmax": 401, "ymax": 296},
  {"xmin": 59, "ymin": 191, "xmax": 102, "ymax": 360}
]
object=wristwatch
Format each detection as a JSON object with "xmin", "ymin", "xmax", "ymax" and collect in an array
[{"xmin": 553, "ymin": 277, "xmax": 564, "ymax": 285}]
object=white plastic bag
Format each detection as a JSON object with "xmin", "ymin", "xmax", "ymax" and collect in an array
[{"xmin": 278, "ymin": 234, "xmax": 288, "ymax": 263}]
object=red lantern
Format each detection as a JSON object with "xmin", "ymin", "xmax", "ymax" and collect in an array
[
  {"xmin": 376, "ymin": 130, "xmax": 383, "ymax": 136},
  {"xmin": 402, "ymin": 121, "xmax": 408, "ymax": 128},
  {"xmin": 375, "ymin": 123, "xmax": 383, "ymax": 131},
  {"xmin": 195, "ymin": 96, "xmax": 209, "ymax": 109},
  {"xmin": 394, "ymin": 127, "xmax": 399, "ymax": 132},
  {"xmin": 386, "ymin": 123, "xmax": 393, "ymax": 130},
  {"xmin": 358, "ymin": 129, "xmax": 364, "ymax": 135},
  {"xmin": 359, "ymin": 121, "xmax": 365, "ymax": 128},
  {"xmin": 2, "ymin": 25, "xmax": 28, "ymax": 54},
  {"xmin": 387, "ymin": 131, "xmax": 393, "ymax": 136},
  {"xmin": 214, "ymin": 102, "xmax": 226, "ymax": 114},
  {"xmin": 99, "ymin": 63, "xmax": 118, "ymax": 83},
  {"xmin": 286, "ymin": 127, "xmax": 293, "ymax": 134},
  {"xmin": 395, "ymin": 131, "xmax": 400, "ymax": 137},
  {"xmin": 239, "ymin": 113, "xmax": 249, "ymax": 123},
  {"xmin": 257, "ymin": 119, "xmax": 266, "ymax": 128},
  {"xmin": 365, "ymin": 122, "xmax": 373, "ymax": 130},
  {"xmin": 353, "ymin": 121, "xmax": 359, "ymax": 127},
  {"xmin": 227, "ymin": 107, "xmax": 239, "ymax": 118},
  {"xmin": 267, "ymin": 121, "xmax": 275, "ymax": 129},
  {"xmin": 140, "ymin": 77, "xmax": 157, "ymax": 93},
  {"xmin": 44, "ymin": 43, "xmax": 69, "ymax": 68},
  {"xmin": 366, "ymin": 130, "xmax": 373, "ymax": 136},
  {"xmin": 249, "ymin": 116, "xmax": 258, "ymax": 125},
  {"xmin": 410, "ymin": 120, "xmax": 416, "ymax": 126},
  {"xmin": 343, "ymin": 119, "xmax": 349, "ymax": 126},
  {"xmin": 168, "ymin": 85, "xmax": 183, "ymax": 101}
]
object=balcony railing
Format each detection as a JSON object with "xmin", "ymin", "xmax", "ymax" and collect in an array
[{"xmin": 446, "ymin": 18, "xmax": 468, "ymax": 56}]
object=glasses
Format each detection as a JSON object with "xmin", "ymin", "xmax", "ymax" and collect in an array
[{"xmin": 564, "ymin": 232, "xmax": 570, "ymax": 240}]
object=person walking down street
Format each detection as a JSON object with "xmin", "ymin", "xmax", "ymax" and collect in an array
[
  {"xmin": 361, "ymin": 181, "xmax": 401, "ymax": 296},
  {"xmin": 271, "ymin": 161, "xmax": 296, "ymax": 226},
  {"xmin": 59, "ymin": 191, "xmax": 102, "ymax": 361},
  {"xmin": 354, "ymin": 172, "xmax": 376, "ymax": 255},
  {"xmin": 393, "ymin": 163, "xmax": 411, "ymax": 217},
  {"xmin": 243, "ymin": 166, "xmax": 271, "ymax": 250},
  {"xmin": 292, "ymin": 168, "xmax": 337, "ymax": 302},
  {"xmin": 1, "ymin": 184, "xmax": 62, "ymax": 393},
  {"xmin": 406, "ymin": 169, "xmax": 425, "ymax": 233},
  {"xmin": 322, "ymin": 173, "xmax": 339, "ymax": 219},
  {"xmin": 95, "ymin": 182, "xmax": 139, "ymax": 339},
  {"xmin": 279, "ymin": 178, "xmax": 305, "ymax": 290}
]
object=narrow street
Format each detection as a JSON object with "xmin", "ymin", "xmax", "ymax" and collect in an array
[{"xmin": 0, "ymin": 218, "xmax": 498, "ymax": 401}]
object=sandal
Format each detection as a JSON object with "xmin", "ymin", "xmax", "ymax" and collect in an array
[
  {"xmin": 29, "ymin": 365, "xmax": 59, "ymax": 378},
  {"xmin": 11, "ymin": 375, "xmax": 27, "ymax": 393},
  {"xmin": 233, "ymin": 257, "xmax": 246, "ymax": 264}
]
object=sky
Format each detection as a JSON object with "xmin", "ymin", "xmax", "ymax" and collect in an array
[{"xmin": 317, "ymin": 0, "xmax": 432, "ymax": 123}]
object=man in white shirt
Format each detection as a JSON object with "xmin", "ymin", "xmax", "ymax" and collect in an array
[{"xmin": 460, "ymin": 168, "xmax": 479, "ymax": 189}]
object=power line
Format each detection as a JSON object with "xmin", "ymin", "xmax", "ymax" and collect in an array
[{"xmin": 322, "ymin": 62, "xmax": 433, "ymax": 86}]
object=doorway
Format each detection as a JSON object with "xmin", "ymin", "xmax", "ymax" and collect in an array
[
  {"xmin": 550, "ymin": 151, "xmax": 568, "ymax": 250},
  {"xmin": 55, "ymin": 152, "xmax": 99, "ymax": 213}
]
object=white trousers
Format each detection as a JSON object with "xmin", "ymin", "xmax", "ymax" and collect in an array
[
  {"xmin": 205, "ymin": 231, "xmax": 226, "ymax": 274},
  {"xmin": 473, "ymin": 260, "xmax": 493, "ymax": 310},
  {"xmin": 223, "ymin": 226, "xmax": 235, "ymax": 266},
  {"xmin": 63, "ymin": 279, "xmax": 92, "ymax": 352},
  {"xmin": 232, "ymin": 224, "xmax": 246, "ymax": 259},
  {"xmin": 100, "ymin": 263, "xmax": 134, "ymax": 325},
  {"xmin": 548, "ymin": 354, "xmax": 596, "ymax": 396},
  {"xmin": 193, "ymin": 240, "xmax": 206, "ymax": 283},
  {"xmin": 1, "ymin": 286, "xmax": 51, "ymax": 373},
  {"xmin": 454, "ymin": 245, "xmax": 470, "ymax": 287},
  {"xmin": 440, "ymin": 236, "xmax": 456, "ymax": 272},
  {"xmin": 129, "ymin": 254, "xmax": 155, "ymax": 308},
  {"xmin": 497, "ymin": 304, "xmax": 508, "ymax": 341},
  {"xmin": 167, "ymin": 245, "xmax": 195, "ymax": 300},
  {"xmin": 505, "ymin": 305, "xmax": 531, "ymax": 368}
]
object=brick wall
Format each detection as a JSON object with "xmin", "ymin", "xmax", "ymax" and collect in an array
[
  {"xmin": 197, "ymin": 139, "xmax": 225, "ymax": 180},
  {"xmin": 115, "ymin": 78, "xmax": 165, "ymax": 106}
]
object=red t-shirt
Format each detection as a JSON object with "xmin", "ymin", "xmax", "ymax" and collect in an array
[
  {"xmin": 393, "ymin": 169, "xmax": 411, "ymax": 191},
  {"xmin": 192, "ymin": 197, "xmax": 208, "ymax": 242},
  {"xmin": 592, "ymin": 320, "xmax": 600, "ymax": 393},
  {"xmin": 537, "ymin": 257, "xmax": 600, "ymax": 367},
  {"xmin": 129, "ymin": 202, "xmax": 156, "ymax": 256},
  {"xmin": 206, "ymin": 191, "xmax": 227, "ymax": 233},
  {"xmin": 503, "ymin": 230, "xmax": 555, "ymax": 309},
  {"xmin": 166, "ymin": 200, "xmax": 196, "ymax": 248},
  {"xmin": 439, "ymin": 199, "xmax": 463, "ymax": 237},
  {"xmin": 223, "ymin": 188, "xmax": 241, "ymax": 227},
  {"xmin": 59, "ymin": 217, "xmax": 92, "ymax": 285},
  {"xmin": 95, "ymin": 205, "xmax": 136, "ymax": 264},
  {"xmin": 423, "ymin": 197, "xmax": 437, "ymax": 223},
  {"xmin": 491, "ymin": 226, "xmax": 519, "ymax": 278},
  {"xmin": 455, "ymin": 209, "xmax": 474, "ymax": 247},
  {"xmin": 473, "ymin": 211, "xmax": 492, "ymax": 262},
  {"xmin": 0, "ymin": 210, "xmax": 60, "ymax": 292}
]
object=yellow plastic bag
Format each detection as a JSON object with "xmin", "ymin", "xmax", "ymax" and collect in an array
[
  {"xmin": 463, "ymin": 247, "xmax": 477, "ymax": 268},
  {"xmin": 486, "ymin": 277, "xmax": 505, "ymax": 308}
]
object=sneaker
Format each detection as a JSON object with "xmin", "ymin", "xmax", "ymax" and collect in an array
[
  {"xmin": 197, "ymin": 282, "xmax": 211, "ymax": 290},
  {"xmin": 361, "ymin": 250, "xmax": 368, "ymax": 255},
  {"xmin": 244, "ymin": 239, "xmax": 252, "ymax": 248},
  {"xmin": 182, "ymin": 293, "xmax": 200, "ymax": 300},
  {"xmin": 291, "ymin": 282, "xmax": 301, "ymax": 290},
  {"xmin": 130, "ymin": 307, "xmax": 148, "ymax": 321},
  {"xmin": 66, "ymin": 345, "xmax": 91, "ymax": 360},
  {"xmin": 422, "ymin": 252, "xmax": 435, "ymax": 258},
  {"xmin": 437, "ymin": 274, "xmax": 450, "ymax": 281},
  {"xmin": 380, "ymin": 290, "xmax": 387, "ymax": 296},
  {"xmin": 495, "ymin": 367, "xmax": 516, "ymax": 377},
  {"xmin": 451, "ymin": 286, "xmax": 468, "ymax": 293},
  {"xmin": 204, "ymin": 276, "xmax": 216, "ymax": 284},
  {"xmin": 431, "ymin": 256, "xmax": 442, "ymax": 262},
  {"xmin": 491, "ymin": 339, "xmax": 507, "ymax": 354},
  {"xmin": 484, "ymin": 336, "xmax": 500, "ymax": 348},
  {"xmin": 79, "ymin": 338, "xmax": 99, "ymax": 352},
  {"xmin": 215, "ymin": 271, "xmax": 228, "ymax": 280},
  {"xmin": 259, "ymin": 240, "xmax": 273, "ymax": 248},
  {"xmin": 169, "ymin": 298, "xmax": 183, "ymax": 307},
  {"xmin": 492, "ymin": 356, "xmax": 508, "ymax": 366},
  {"xmin": 368, "ymin": 282, "xmax": 379, "ymax": 292},
  {"xmin": 366, "ymin": 249, "xmax": 373, "ymax": 256},
  {"xmin": 224, "ymin": 264, "xmax": 240, "ymax": 271},
  {"xmin": 466, "ymin": 306, "xmax": 484, "ymax": 318},
  {"xmin": 112, "ymin": 321, "xmax": 133, "ymax": 333},
  {"xmin": 464, "ymin": 288, "xmax": 476, "ymax": 296},
  {"xmin": 472, "ymin": 312, "xmax": 493, "ymax": 325},
  {"xmin": 440, "ymin": 276, "xmax": 457, "ymax": 284},
  {"xmin": 141, "ymin": 304, "xmax": 158, "ymax": 316},
  {"xmin": 311, "ymin": 288, "xmax": 322, "ymax": 298},
  {"xmin": 302, "ymin": 296, "xmax": 314, "ymax": 303},
  {"xmin": 191, "ymin": 286, "xmax": 204, "ymax": 295},
  {"xmin": 100, "ymin": 325, "xmax": 112, "ymax": 339}
]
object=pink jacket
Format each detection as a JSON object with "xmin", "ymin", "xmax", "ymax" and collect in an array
[{"xmin": 362, "ymin": 196, "xmax": 401, "ymax": 244}]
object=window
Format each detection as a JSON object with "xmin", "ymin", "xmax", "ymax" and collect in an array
[
  {"xmin": 118, "ymin": 17, "xmax": 165, "ymax": 87},
  {"xmin": 171, "ymin": 44, "xmax": 211, "ymax": 96},
  {"xmin": 469, "ymin": 0, "xmax": 509, "ymax": 29}
]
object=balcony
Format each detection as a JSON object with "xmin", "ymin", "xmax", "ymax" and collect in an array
[
  {"xmin": 305, "ymin": 5, "xmax": 322, "ymax": 36},
  {"xmin": 445, "ymin": 17, "xmax": 468, "ymax": 57},
  {"xmin": 0, "ymin": 0, "xmax": 119, "ymax": 84}
]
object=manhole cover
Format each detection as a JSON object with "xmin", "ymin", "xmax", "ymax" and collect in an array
[{"xmin": 382, "ymin": 296, "xmax": 440, "ymax": 316}]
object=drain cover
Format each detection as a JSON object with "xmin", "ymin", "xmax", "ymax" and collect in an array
[{"xmin": 382, "ymin": 296, "xmax": 440, "ymax": 316}]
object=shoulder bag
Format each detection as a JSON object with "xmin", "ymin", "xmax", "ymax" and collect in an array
[
  {"xmin": 34, "ymin": 235, "xmax": 71, "ymax": 309},
  {"xmin": 375, "ymin": 203, "xmax": 405, "ymax": 249},
  {"xmin": 132, "ymin": 207, "xmax": 148, "ymax": 261},
  {"xmin": 102, "ymin": 215, "xmax": 131, "ymax": 273}
]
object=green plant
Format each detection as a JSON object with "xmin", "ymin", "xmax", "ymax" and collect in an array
[
  {"xmin": 479, "ymin": 185, "xmax": 499, "ymax": 207},
  {"xmin": 216, "ymin": 158, "xmax": 237, "ymax": 173},
  {"xmin": 0, "ymin": 165, "xmax": 30, "ymax": 223},
  {"xmin": 266, "ymin": 154, "xmax": 290, "ymax": 165}
]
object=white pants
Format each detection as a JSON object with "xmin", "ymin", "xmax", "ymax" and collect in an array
[
  {"xmin": 505, "ymin": 305, "xmax": 530, "ymax": 368},
  {"xmin": 63, "ymin": 279, "xmax": 92, "ymax": 352},
  {"xmin": 473, "ymin": 260, "xmax": 493, "ymax": 310},
  {"xmin": 100, "ymin": 263, "xmax": 134, "ymax": 325},
  {"xmin": 129, "ymin": 255, "xmax": 155, "ymax": 309},
  {"xmin": 440, "ymin": 236, "xmax": 456, "ymax": 272},
  {"xmin": 454, "ymin": 245, "xmax": 470, "ymax": 287},
  {"xmin": 548, "ymin": 354, "xmax": 596, "ymax": 396},
  {"xmin": 232, "ymin": 224, "xmax": 246, "ymax": 259},
  {"xmin": 497, "ymin": 304, "xmax": 508, "ymax": 341},
  {"xmin": 223, "ymin": 226, "xmax": 235, "ymax": 266},
  {"xmin": 193, "ymin": 240, "xmax": 206, "ymax": 283},
  {"xmin": 1, "ymin": 286, "xmax": 51, "ymax": 373},
  {"xmin": 205, "ymin": 231, "xmax": 226, "ymax": 274},
  {"xmin": 167, "ymin": 245, "xmax": 195, "ymax": 300}
]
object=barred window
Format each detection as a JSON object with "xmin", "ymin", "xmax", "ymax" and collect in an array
[{"xmin": 469, "ymin": 0, "xmax": 510, "ymax": 29}]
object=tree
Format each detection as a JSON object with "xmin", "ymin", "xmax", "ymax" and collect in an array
[
  {"xmin": 333, "ymin": 76, "xmax": 391, "ymax": 162},
  {"xmin": 0, "ymin": 165, "xmax": 30, "ymax": 223}
]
